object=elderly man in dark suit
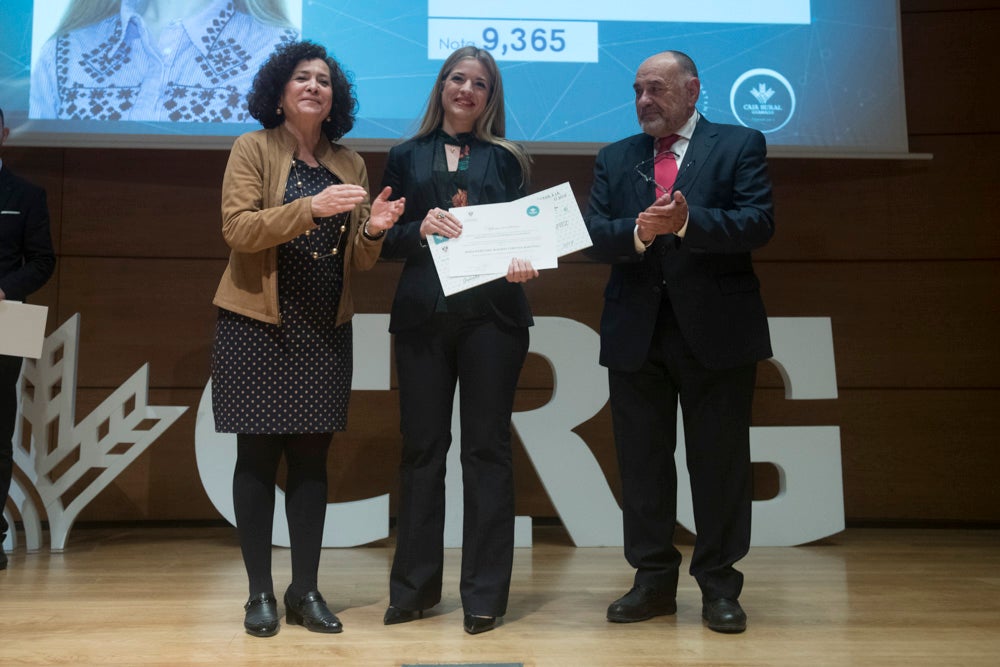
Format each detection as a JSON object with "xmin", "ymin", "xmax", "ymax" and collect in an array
[
  {"xmin": 0, "ymin": 107, "xmax": 57, "ymax": 569},
  {"xmin": 584, "ymin": 51, "xmax": 774, "ymax": 633}
]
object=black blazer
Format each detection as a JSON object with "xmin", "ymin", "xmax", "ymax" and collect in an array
[
  {"xmin": 584, "ymin": 116, "xmax": 775, "ymax": 371},
  {"xmin": 0, "ymin": 166, "xmax": 56, "ymax": 302},
  {"xmin": 380, "ymin": 134, "xmax": 533, "ymax": 334}
]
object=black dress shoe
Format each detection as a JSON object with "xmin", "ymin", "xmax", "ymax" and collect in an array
[
  {"xmin": 383, "ymin": 605, "xmax": 423, "ymax": 625},
  {"xmin": 243, "ymin": 593, "xmax": 279, "ymax": 637},
  {"xmin": 0, "ymin": 548, "xmax": 7, "ymax": 570},
  {"xmin": 463, "ymin": 614, "xmax": 498, "ymax": 634},
  {"xmin": 284, "ymin": 590, "xmax": 343, "ymax": 634},
  {"xmin": 702, "ymin": 598, "xmax": 747, "ymax": 633},
  {"xmin": 607, "ymin": 585, "xmax": 677, "ymax": 622}
]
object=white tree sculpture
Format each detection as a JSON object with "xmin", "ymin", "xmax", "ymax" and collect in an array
[{"xmin": 8, "ymin": 314, "xmax": 187, "ymax": 552}]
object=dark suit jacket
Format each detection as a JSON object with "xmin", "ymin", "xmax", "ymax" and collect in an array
[
  {"xmin": 0, "ymin": 166, "xmax": 56, "ymax": 301},
  {"xmin": 380, "ymin": 134, "xmax": 533, "ymax": 334},
  {"xmin": 585, "ymin": 116, "xmax": 774, "ymax": 372}
]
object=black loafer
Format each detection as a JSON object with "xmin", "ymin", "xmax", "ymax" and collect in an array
[
  {"xmin": 243, "ymin": 593, "xmax": 279, "ymax": 637},
  {"xmin": 702, "ymin": 598, "xmax": 747, "ymax": 633},
  {"xmin": 607, "ymin": 585, "xmax": 677, "ymax": 622},
  {"xmin": 463, "ymin": 614, "xmax": 498, "ymax": 635},
  {"xmin": 383, "ymin": 605, "xmax": 423, "ymax": 625},
  {"xmin": 284, "ymin": 590, "xmax": 343, "ymax": 633}
]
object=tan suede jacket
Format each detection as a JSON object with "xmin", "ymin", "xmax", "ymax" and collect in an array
[{"xmin": 213, "ymin": 124, "xmax": 384, "ymax": 326}]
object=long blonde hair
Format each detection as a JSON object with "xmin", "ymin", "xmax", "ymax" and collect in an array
[
  {"xmin": 55, "ymin": 0, "xmax": 294, "ymax": 35},
  {"xmin": 414, "ymin": 46, "xmax": 531, "ymax": 183}
]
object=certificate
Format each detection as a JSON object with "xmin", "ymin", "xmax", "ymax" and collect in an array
[
  {"xmin": 533, "ymin": 181, "xmax": 593, "ymax": 257},
  {"xmin": 0, "ymin": 300, "xmax": 49, "ymax": 359},
  {"xmin": 428, "ymin": 182, "xmax": 591, "ymax": 296},
  {"xmin": 448, "ymin": 200, "xmax": 558, "ymax": 277}
]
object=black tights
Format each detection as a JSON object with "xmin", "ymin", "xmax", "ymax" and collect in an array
[{"xmin": 233, "ymin": 433, "xmax": 332, "ymax": 600}]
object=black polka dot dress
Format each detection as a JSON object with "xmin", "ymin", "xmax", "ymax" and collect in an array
[{"xmin": 212, "ymin": 159, "xmax": 352, "ymax": 434}]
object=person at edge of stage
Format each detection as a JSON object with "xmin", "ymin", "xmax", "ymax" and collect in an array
[
  {"xmin": 378, "ymin": 45, "xmax": 538, "ymax": 635},
  {"xmin": 210, "ymin": 40, "xmax": 404, "ymax": 638},
  {"xmin": 584, "ymin": 50, "xmax": 775, "ymax": 634},
  {"xmin": 0, "ymin": 106, "xmax": 57, "ymax": 572}
]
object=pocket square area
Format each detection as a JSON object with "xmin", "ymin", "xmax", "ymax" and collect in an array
[{"xmin": 1, "ymin": 210, "xmax": 22, "ymax": 215}]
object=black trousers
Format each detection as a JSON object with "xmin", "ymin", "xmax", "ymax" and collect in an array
[
  {"xmin": 389, "ymin": 314, "xmax": 528, "ymax": 617},
  {"xmin": 608, "ymin": 300, "xmax": 755, "ymax": 601},
  {"xmin": 0, "ymin": 354, "xmax": 24, "ymax": 540}
]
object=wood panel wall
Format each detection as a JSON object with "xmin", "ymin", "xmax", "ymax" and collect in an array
[{"xmin": 5, "ymin": 1, "xmax": 998, "ymax": 527}]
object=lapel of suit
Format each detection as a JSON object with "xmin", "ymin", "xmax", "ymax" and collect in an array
[
  {"xmin": 674, "ymin": 116, "xmax": 717, "ymax": 194},
  {"xmin": 0, "ymin": 168, "xmax": 15, "ymax": 211},
  {"xmin": 412, "ymin": 136, "xmax": 440, "ymax": 209},
  {"xmin": 316, "ymin": 139, "xmax": 351, "ymax": 187}
]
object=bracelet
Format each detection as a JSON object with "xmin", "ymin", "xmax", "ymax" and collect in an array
[{"xmin": 362, "ymin": 221, "xmax": 386, "ymax": 241}]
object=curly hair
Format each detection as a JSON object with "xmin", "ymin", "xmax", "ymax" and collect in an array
[{"xmin": 247, "ymin": 40, "xmax": 356, "ymax": 141}]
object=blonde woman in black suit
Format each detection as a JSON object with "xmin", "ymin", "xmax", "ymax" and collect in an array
[{"xmin": 379, "ymin": 46, "xmax": 536, "ymax": 635}]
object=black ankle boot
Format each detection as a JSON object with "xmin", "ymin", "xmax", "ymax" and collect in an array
[
  {"xmin": 284, "ymin": 590, "xmax": 343, "ymax": 633},
  {"xmin": 243, "ymin": 593, "xmax": 279, "ymax": 637}
]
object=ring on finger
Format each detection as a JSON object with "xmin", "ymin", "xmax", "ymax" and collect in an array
[{"xmin": 436, "ymin": 211, "xmax": 445, "ymax": 219}]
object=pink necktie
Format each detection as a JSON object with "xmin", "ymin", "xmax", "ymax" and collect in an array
[{"xmin": 654, "ymin": 134, "xmax": 680, "ymax": 196}]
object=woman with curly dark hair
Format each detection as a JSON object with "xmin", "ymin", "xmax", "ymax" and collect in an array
[{"xmin": 210, "ymin": 40, "xmax": 404, "ymax": 638}]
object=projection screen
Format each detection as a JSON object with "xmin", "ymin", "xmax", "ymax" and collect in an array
[{"xmin": 0, "ymin": 0, "xmax": 910, "ymax": 156}]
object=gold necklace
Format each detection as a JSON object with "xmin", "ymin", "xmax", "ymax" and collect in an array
[{"xmin": 291, "ymin": 158, "xmax": 347, "ymax": 259}]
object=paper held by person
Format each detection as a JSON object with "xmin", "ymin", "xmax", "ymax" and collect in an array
[
  {"xmin": 447, "ymin": 200, "xmax": 558, "ymax": 277},
  {"xmin": 0, "ymin": 300, "xmax": 49, "ymax": 359},
  {"xmin": 428, "ymin": 182, "xmax": 592, "ymax": 296}
]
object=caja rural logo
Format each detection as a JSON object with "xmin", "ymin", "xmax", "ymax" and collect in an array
[{"xmin": 730, "ymin": 68, "xmax": 796, "ymax": 134}]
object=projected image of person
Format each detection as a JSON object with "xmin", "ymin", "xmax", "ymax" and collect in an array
[
  {"xmin": 585, "ymin": 50, "xmax": 774, "ymax": 634},
  {"xmin": 378, "ymin": 46, "xmax": 537, "ymax": 636},
  {"xmin": 211, "ymin": 40, "xmax": 404, "ymax": 637},
  {"xmin": 29, "ymin": 0, "xmax": 299, "ymax": 122}
]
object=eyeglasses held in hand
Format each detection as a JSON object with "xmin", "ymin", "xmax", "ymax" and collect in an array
[{"xmin": 633, "ymin": 149, "xmax": 680, "ymax": 196}]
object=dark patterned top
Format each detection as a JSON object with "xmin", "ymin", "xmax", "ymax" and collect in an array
[
  {"xmin": 30, "ymin": 0, "xmax": 297, "ymax": 122},
  {"xmin": 432, "ymin": 130, "xmax": 487, "ymax": 315},
  {"xmin": 211, "ymin": 159, "xmax": 352, "ymax": 434},
  {"xmin": 433, "ymin": 129, "xmax": 472, "ymax": 208}
]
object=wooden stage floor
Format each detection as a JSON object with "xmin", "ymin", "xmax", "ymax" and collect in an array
[{"xmin": 1, "ymin": 525, "xmax": 998, "ymax": 666}]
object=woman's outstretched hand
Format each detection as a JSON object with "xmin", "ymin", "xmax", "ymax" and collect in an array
[{"xmin": 366, "ymin": 186, "xmax": 406, "ymax": 234}]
